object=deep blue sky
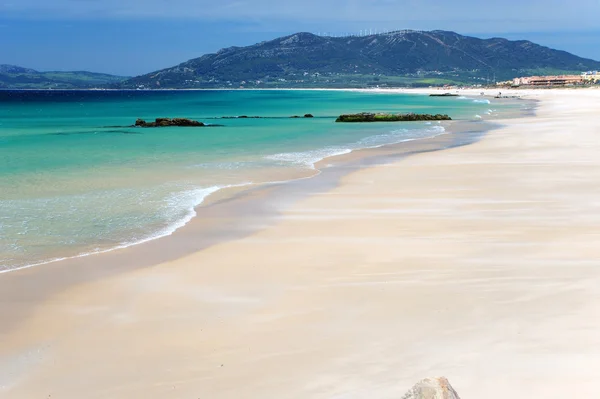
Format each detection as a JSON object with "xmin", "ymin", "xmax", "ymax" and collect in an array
[{"xmin": 2, "ymin": 0, "xmax": 599, "ymax": 76}]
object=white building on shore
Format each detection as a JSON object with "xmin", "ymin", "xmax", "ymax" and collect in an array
[{"xmin": 582, "ymin": 71, "xmax": 600, "ymax": 83}]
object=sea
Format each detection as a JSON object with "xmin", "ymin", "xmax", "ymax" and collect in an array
[{"xmin": 0, "ymin": 89, "xmax": 517, "ymax": 272}]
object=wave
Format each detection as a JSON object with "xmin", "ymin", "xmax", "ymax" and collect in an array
[
  {"xmin": 357, "ymin": 125, "xmax": 446, "ymax": 149},
  {"xmin": 265, "ymin": 148, "xmax": 352, "ymax": 169},
  {"xmin": 264, "ymin": 125, "xmax": 447, "ymax": 169},
  {"xmin": 456, "ymin": 96, "xmax": 491, "ymax": 104},
  {"xmin": 190, "ymin": 161, "xmax": 259, "ymax": 170},
  {"xmin": 0, "ymin": 183, "xmax": 251, "ymax": 274},
  {"xmin": 2, "ymin": 123, "xmax": 447, "ymax": 274}
]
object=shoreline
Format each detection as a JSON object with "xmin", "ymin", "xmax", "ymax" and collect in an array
[
  {"xmin": 0, "ymin": 90, "xmax": 522, "ymax": 276},
  {"xmin": 2, "ymin": 86, "xmax": 598, "ymax": 92},
  {"xmin": 0, "ymin": 94, "xmax": 529, "ymax": 342},
  {"xmin": 0, "ymin": 116, "xmax": 504, "ymax": 334},
  {"xmin": 3, "ymin": 89, "xmax": 599, "ymax": 397},
  {"xmin": 0, "ymin": 129, "xmax": 438, "ymax": 276},
  {"xmin": 2, "ymin": 88, "xmax": 599, "ymax": 398}
]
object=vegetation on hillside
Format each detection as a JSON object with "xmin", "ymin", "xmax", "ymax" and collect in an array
[
  {"xmin": 118, "ymin": 30, "xmax": 600, "ymax": 89},
  {"xmin": 0, "ymin": 65, "xmax": 128, "ymax": 89}
]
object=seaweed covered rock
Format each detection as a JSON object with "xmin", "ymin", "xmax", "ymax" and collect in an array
[
  {"xmin": 291, "ymin": 114, "xmax": 314, "ymax": 118},
  {"xmin": 429, "ymin": 93, "xmax": 459, "ymax": 97},
  {"xmin": 335, "ymin": 112, "xmax": 451, "ymax": 122},
  {"xmin": 134, "ymin": 118, "xmax": 205, "ymax": 127}
]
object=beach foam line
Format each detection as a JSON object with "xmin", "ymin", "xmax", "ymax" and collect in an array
[
  {"xmin": 0, "ymin": 183, "xmax": 253, "ymax": 275},
  {"xmin": 455, "ymin": 96, "xmax": 492, "ymax": 105},
  {"xmin": 358, "ymin": 125, "xmax": 446, "ymax": 149},
  {"xmin": 265, "ymin": 148, "xmax": 353, "ymax": 169},
  {"xmin": 264, "ymin": 125, "xmax": 448, "ymax": 170},
  {"xmin": 1, "ymin": 125, "xmax": 450, "ymax": 275}
]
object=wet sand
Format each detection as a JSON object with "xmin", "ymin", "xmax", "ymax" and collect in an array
[{"xmin": 2, "ymin": 88, "xmax": 600, "ymax": 398}]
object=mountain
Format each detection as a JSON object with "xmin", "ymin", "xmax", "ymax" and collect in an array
[
  {"xmin": 0, "ymin": 65, "xmax": 128, "ymax": 89},
  {"xmin": 120, "ymin": 30, "xmax": 600, "ymax": 89}
]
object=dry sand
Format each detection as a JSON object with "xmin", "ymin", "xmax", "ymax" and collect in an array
[{"xmin": 1, "ymin": 88, "xmax": 600, "ymax": 398}]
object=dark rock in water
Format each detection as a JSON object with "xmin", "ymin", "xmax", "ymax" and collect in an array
[
  {"xmin": 171, "ymin": 118, "xmax": 205, "ymax": 126},
  {"xmin": 335, "ymin": 112, "xmax": 451, "ymax": 122},
  {"xmin": 402, "ymin": 377, "xmax": 461, "ymax": 399},
  {"xmin": 291, "ymin": 115, "xmax": 300, "ymax": 118},
  {"xmin": 304, "ymin": 114, "xmax": 314, "ymax": 118},
  {"xmin": 429, "ymin": 93, "xmax": 459, "ymax": 97},
  {"xmin": 134, "ymin": 118, "xmax": 205, "ymax": 127},
  {"xmin": 221, "ymin": 115, "xmax": 262, "ymax": 119}
]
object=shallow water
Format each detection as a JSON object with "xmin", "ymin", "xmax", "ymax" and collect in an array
[{"xmin": 0, "ymin": 89, "xmax": 519, "ymax": 272}]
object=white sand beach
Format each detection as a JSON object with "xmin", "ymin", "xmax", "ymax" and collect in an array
[{"xmin": 1, "ymin": 88, "xmax": 600, "ymax": 398}]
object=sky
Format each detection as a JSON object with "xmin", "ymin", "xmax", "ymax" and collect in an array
[{"xmin": 1, "ymin": 0, "xmax": 599, "ymax": 76}]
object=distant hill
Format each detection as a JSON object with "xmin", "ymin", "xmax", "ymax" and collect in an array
[
  {"xmin": 0, "ymin": 65, "xmax": 128, "ymax": 89},
  {"xmin": 119, "ymin": 30, "xmax": 600, "ymax": 89}
]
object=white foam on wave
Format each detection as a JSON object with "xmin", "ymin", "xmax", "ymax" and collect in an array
[
  {"xmin": 430, "ymin": 125, "xmax": 446, "ymax": 133},
  {"xmin": 0, "ymin": 183, "xmax": 251, "ymax": 274},
  {"xmin": 357, "ymin": 125, "xmax": 446, "ymax": 149},
  {"xmin": 158, "ymin": 186, "xmax": 223, "ymax": 238},
  {"xmin": 356, "ymin": 128, "xmax": 410, "ymax": 148},
  {"xmin": 265, "ymin": 148, "xmax": 352, "ymax": 169},
  {"xmin": 264, "ymin": 125, "xmax": 447, "ymax": 169},
  {"xmin": 190, "ymin": 161, "xmax": 257, "ymax": 170},
  {"xmin": 456, "ymin": 96, "xmax": 491, "ymax": 105}
]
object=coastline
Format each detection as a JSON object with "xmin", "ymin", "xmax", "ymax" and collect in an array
[
  {"xmin": 0, "ymin": 113, "xmax": 502, "ymax": 334},
  {"xmin": 3, "ymin": 85, "xmax": 597, "ymax": 92},
  {"xmin": 4, "ymin": 88, "xmax": 600, "ymax": 397},
  {"xmin": 0, "ymin": 88, "xmax": 522, "ymax": 275}
]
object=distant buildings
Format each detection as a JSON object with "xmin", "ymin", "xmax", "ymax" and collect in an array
[
  {"xmin": 582, "ymin": 71, "xmax": 600, "ymax": 83},
  {"xmin": 508, "ymin": 71, "xmax": 599, "ymax": 87},
  {"xmin": 513, "ymin": 75, "xmax": 583, "ymax": 86}
]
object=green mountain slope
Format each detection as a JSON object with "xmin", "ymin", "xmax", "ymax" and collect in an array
[
  {"xmin": 0, "ymin": 65, "xmax": 128, "ymax": 89},
  {"xmin": 120, "ymin": 30, "xmax": 600, "ymax": 89}
]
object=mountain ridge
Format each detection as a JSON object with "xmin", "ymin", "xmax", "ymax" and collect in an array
[
  {"xmin": 0, "ymin": 65, "xmax": 128, "ymax": 89},
  {"xmin": 120, "ymin": 30, "xmax": 600, "ymax": 89}
]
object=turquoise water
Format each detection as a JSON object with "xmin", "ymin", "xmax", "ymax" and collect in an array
[{"xmin": 0, "ymin": 89, "xmax": 511, "ymax": 272}]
